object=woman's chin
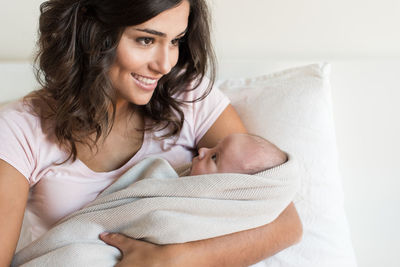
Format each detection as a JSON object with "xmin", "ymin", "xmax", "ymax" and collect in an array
[{"xmin": 128, "ymin": 94, "xmax": 154, "ymax": 106}]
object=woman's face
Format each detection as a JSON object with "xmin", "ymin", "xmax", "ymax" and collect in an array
[{"xmin": 109, "ymin": 0, "xmax": 190, "ymax": 108}]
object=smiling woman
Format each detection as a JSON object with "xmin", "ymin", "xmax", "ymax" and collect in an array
[
  {"xmin": 28, "ymin": 0, "xmax": 217, "ymax": 163},
  {"xmin": 109, "ymin": 1, "xmax": 190, "ymax": 107},
  {"xmin": 0, "ymin": 0, "xmax": 302, "ymax": 266}
]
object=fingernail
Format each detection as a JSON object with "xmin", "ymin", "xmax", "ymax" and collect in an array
[{"xmin": 100, "ymin": 232, "xmax": 110, "ymax": 238}]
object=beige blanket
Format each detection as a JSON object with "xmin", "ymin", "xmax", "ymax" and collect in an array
[{"xmin": 13, "ymin": 156, "xmax": 299, "ymax": 267}]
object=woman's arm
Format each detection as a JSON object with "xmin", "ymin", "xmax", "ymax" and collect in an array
[
  {"xmin": 176, "ymin": 202, "xmax": 302, "ymax": 266},
  {"xmin": 0, "ymin": 160, "xmax": 29, "ymax": 266},
  {"xmin": 197, "ymin": 104, "xmax": 248, "ymax": 148},
  {"xmin": 100, "ymin": 104, "xmax": 303, "ymax": 266},
  {"xmin": 101, "ymin": 202, "xmax": 302, "ymax": 267}
]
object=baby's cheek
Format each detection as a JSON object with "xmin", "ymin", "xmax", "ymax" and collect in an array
[
  {"xmin": 189, "ymin": 165, "xmax": 198, "ymax": 176},
  {"xmin": 190, "ymin": 161, "xmax": 205, "ymax": 176}
]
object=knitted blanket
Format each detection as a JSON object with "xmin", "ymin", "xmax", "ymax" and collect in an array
[{"xmin": 13, "ymin": 156, "xmax": 299, "ymax": 267}]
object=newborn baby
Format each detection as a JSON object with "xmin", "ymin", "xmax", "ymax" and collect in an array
[{"xmin": 190, "ymin": 133, "xmax": 287, "ymax": 175}]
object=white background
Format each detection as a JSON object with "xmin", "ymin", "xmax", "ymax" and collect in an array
[{"xmin": 1, "ymin": 1, "xmax": 400, "ymax": 266}]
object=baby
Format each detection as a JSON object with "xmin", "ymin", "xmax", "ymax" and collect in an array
[{"xmin": 190, "ymin": 133, "xmax": 288, "ymax": 176}]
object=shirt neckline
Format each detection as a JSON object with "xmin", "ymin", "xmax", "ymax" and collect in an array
[{"xmin": 75, "ymin": 129, "xmax": 150, "ymax": 177}]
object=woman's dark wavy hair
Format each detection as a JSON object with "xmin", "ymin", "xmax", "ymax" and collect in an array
[{"xmin": 25, "ymin": 0, "xmax": 216, "ymax": 162}]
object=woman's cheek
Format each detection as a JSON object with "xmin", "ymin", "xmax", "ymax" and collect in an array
[{"xmin": 170, "ymin": 49, "xmax": 180, "ymax": 68}]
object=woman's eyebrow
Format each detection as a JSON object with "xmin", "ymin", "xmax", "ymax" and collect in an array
[{"xmin": 134, "ymin": 28, "xmax": 187, "ymax": 38}]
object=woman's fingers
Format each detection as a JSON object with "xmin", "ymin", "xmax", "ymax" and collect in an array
[
  {"xmin": 99, "ymin": 232, "xmax": 137, "ymax": 254},
  {"xmin": 99, "ymin": 233, "xmax": 176, "ymax": 267}
]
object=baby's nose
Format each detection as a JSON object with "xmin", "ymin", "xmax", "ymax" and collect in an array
[{"xmin": 197, "ymin": 147, "xmax": 210, "ymax": 160}]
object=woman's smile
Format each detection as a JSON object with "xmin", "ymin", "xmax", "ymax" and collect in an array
[{"xmin": 131, "ymin": 73, "xmax": 159, "ymax": 91}]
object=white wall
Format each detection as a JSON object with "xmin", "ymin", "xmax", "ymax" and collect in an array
[
  {"xmin": 0, "ymin": 0, "xmax": 43, "ymax": 60},
  {"xmin": 2, "ymin": 0, "xmax": 400, "ymax": 61},
  {"xmin": 210, "ymin": 0, "xmax": 400, "ymax": 60},
  {"xmin": 1, "ymin": 1, "xmax": 400, "ymax": 266}
]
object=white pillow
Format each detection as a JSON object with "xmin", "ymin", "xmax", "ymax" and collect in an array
[{"xmin": 217, "ymin": 63, "xmax": 357, "ymax": 267}]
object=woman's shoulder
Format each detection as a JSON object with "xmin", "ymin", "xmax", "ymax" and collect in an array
[
  {"xmin": 0, "ymin": 99, "xmax": 68, "ymax": 187},
  {"xmin": 176, "ymin": 75, "xmax": 227, "ymax": 103},
  {"xmin": 173, "ymin": 75, "xmax": 208, "ymax": 101},
  {"xmin": 0, "ymin": 100, "xmax": 47, "ymax": 147},
  {"xmin": 0, "ymin": 99, "xmax": 40, "ymax": 127}
]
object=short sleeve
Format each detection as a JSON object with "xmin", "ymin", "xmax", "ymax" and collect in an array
[
  {"xmin": 0, "ymin": 104, "xmax": 37, "ymax": 183},
  {"xmin": 190, "ymin": 77, "xmax": 230, "ymax": 145}
]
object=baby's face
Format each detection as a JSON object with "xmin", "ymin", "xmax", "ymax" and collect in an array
[{"xmin": 190, "ymin": 134, "xmax": 254, "ymax": 175}]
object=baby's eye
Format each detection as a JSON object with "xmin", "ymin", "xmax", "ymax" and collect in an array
[
  {"xmin": 137, "ymin": 37, "xmax": 154, "ymax": 46},
  {"xmin": 211, "ymin": 154, "xmax": 217, "ymax": 162}
]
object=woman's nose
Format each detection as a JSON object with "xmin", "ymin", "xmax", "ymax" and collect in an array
[{"xmin": 151, "ymin": 46, "xmax": 173, "ymax": 75}]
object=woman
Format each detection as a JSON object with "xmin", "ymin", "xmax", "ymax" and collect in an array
[{"xmin": 0, "ymin": 0, "xmax": 302, "ymax": 266}]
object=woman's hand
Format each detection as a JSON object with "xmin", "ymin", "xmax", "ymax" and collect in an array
[
  {"xmin": 99, "ymin": 233, "xmax": 184, "ymax": 267},
  {"xmin": 99, "ymin": 202, "xmax": 302, "ymax": 267}
]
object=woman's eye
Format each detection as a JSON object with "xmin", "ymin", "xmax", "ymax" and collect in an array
[
  {"xmin": 137, "ymin": 37, "xmax": 154, "ymax": 46},
  {"xmin": 171, "ymin": 37, "xmax": 183, "ymax": 46},
  {"xmin": 211, "ymin": 154, "xmax": 217, "ymax": 162}
]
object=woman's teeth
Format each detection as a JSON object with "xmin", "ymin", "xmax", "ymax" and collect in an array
[{"xmin": 133, "ymin": 74, "xmax": 157, "ymax": 85}]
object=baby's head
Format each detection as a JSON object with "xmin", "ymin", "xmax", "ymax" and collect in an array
[{"xmin": 190, "ymin": 133, "xmax": 287, "ymax": 176}]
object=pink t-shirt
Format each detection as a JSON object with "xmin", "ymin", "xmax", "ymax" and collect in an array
[{"xmin": 0, "ymin": 78, "xmax": 229, "ymax": 240}]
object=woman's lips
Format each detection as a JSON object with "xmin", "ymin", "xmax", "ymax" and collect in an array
[{"xmin": 131, "ymin": 73, "xmax": 158, "ymax": 91}]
